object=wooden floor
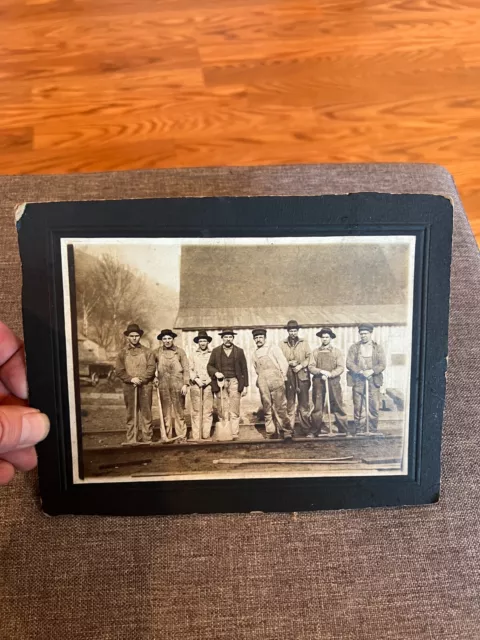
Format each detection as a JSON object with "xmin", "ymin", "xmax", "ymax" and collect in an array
[{"xmin": 1, "ymin": 0, "xmax": 480, "ymax": 242}]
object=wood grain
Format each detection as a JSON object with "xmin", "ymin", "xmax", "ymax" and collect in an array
[{"xmin": 1, "ymin": 0, "xmax": 479, "ymax": 241}]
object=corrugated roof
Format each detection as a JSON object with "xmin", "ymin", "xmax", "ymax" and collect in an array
[{"xmin": 175, "ymin": 305, "xmax": 407, "ymax": 329}]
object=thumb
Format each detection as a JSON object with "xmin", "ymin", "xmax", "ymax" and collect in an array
[{"xmin": 0, "ymin": 406, "xmax": 50, "ymax": 454}]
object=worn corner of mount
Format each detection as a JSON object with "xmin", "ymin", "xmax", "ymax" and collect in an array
[{"xmin": 14, "ymin": 203, "xmax": 27, "ymax": 223}]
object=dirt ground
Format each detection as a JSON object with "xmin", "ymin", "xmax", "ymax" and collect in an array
[
  {"xmin": 79, "ymin": 387, "xmax": 405, "ymax": 480},
  {"xmin": 82, "ymin": 436, "xmax": 404, "ymax": 479}
]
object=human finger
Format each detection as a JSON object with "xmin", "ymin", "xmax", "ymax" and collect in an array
[
  {"xmin": 0, "ymin": 406, "xmax": 50, "ymax": 454},
  {"xmin": 0, "ymin": 459, "xmax": 15, "ymax": 485},
  {"xmin": 0, "ymin": 322, "xmax": 27, "ymax": 400},
  {"xmin": 1, "ymin": 446, "xmax": 38, "ymax": 472},
  {"xmin": 0, "ymin": 347, "xmax": 28, "ymax": 401}
]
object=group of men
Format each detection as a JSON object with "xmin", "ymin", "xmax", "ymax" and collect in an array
[{"xmin": 114, "ymin": 319, "xmax": 386, "ymax": 444}]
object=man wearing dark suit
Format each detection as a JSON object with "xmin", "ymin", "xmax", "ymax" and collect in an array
[
  {"xmin": 207, "ymin": 329, "xmax": 249, "ymax": 440},
  {"xmin": 346, "ymin": 323, "xmax": 386, "ymax": 434}
]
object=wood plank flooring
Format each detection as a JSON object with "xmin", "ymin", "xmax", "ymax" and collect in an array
[{"xmin": 1, "ymin": 0, "xmax": 479, "ymax": 241}]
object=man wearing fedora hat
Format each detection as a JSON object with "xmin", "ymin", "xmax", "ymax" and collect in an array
[
  {"xmin": 189, "ymin": 331, "xmax": 214, "ymax": 440},
  {"xmin": 308, "ymin": 328, "xmax": 349, "ymax": 436},
  {"xmin": 279, "ymin": 320, "xmax": 312, "ymax": 435},
  {"xmin": 207, "ymin": 329, "xmax": 249, "ymax": 440},
  {"xmin": 115, "ymin": 323, "xmax": 156, "ymax": 445},
  {"xmin": 346, "ymin": 323, "xmax": 386, "ymax": 434},
  {"xmin": 252, "ymin": 328, "xmax": 292, "ymax": 440},
  {"xmin": 156, "ymin": 329, "xmax": 190, "ymax": 441}
]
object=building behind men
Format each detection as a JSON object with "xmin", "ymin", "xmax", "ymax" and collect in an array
[{"xmin": 175, "ymin": 244, "xmax": 410, "ymax": 420}]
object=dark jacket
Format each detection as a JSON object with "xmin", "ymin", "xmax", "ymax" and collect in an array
[
  {"xmin": 346, "ymin": 340, "xmax": 386, "ymax": 388},
  {"xmin": 207, "ymin": 344, "xmax": 249, "ymax": 394}
]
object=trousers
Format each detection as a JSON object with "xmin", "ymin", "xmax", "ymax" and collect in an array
[
  {"xmin": 352, "ymin": 379, "xmax": 380, "ymax": 432},
  {"xmin": 123, "ymin": 383, "xmax": 153, "ymax": 443},
  {"xmin": 311, "ymin": 377, "xmax": 349, "ymax": 435},
  {"xmin": 158, "ymin": 377, "xmax": 186, "ymax": 438},
  {"xmin": 259, "ymin": 384, "xmax": 292, "ymax": 436},
  {"xmin": 285, "ymin": 370, "xmax": 311, "ymax": 434},
  {"xmin": 217, "ymin": 377, "xmax": 241, "ymax": 437},
  {"xmin": 190, "ymin": 385, "xmax": 214, "ymax": 439}
]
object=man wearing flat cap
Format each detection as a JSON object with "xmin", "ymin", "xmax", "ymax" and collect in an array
[
  {"xmin": 346, "ymin": 323, "xmax": 386, "ymax": 434},
  {"xmin": 156, "ymin": 329, "xmax": 190, "ymax": 441},
  {"xmin": 279, "ymin": 320, "xmax": 312, "ymax": 435},
  {"xmin": 189, "ymin": 331, "xmax": 214, "ymax": 440},
  {"xmin": 115, "ymin": 323, "xmax": 156, "ymax": 445},
  {"xmin": 252, "ymin": 328, "xmax": 292, "ymax": 440},
  {"xmin": 308, "ymin": 328, "xmax": 349, "ymax": 436},
  {"xmin": 207, "ymin": 329, "xmax": 249, "ymax": 440}
]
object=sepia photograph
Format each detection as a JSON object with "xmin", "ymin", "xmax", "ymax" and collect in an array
[{"xmin": 61, "ymin": 236, "xmax": 415, "ymax": 483}]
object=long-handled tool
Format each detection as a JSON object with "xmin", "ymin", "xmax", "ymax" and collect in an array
[
  {"xmin": 156, "ymin": 386, "xmax": 168, "ymax": 442},
  {"xmin": 365, "ymin": 377, "xmax": 371, "ymax": 435},
  {"xmin": 325, "ymin": 377, "xmax": 334, "ymax": 436},
  {"xmin": 199, "ymin": 385, "xmax": 204, "ymax": 441},
  {"xmin": 213, "ymin": 456, "xmax": 355, "ymax": 465},
  {"xmin": 216, "ymin": 377, "xmax": 233, "ymax": 441},
  {"xmin": 133, "ymin": 384, "xmax": 138, "ymax": 443}
]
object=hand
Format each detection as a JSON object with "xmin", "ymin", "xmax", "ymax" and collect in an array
[
  {"xmin": 293, "ymin": 365, "xmax": 303, "ymax": 374},
  {"xmin": 131, "ymin": 377, "xmax": 142, "ymax": 386},
  {"xmin": 320, "ymin": 370, "xmax": 330, "ymax": 378},
  {"xmin": 289, "ymin": 360, "xmax": 298, "ymax": 368},
  {"xmin": 153, "ymin": 378, "xmax": 159, "ymax": 388},
  {"xmin": 181, "ymin": 385, "xmax": 189, "ymax": 396},
  {"xmin": 214, "ymin": 372, "xmax": 224, "ymax": 380},
  {"xmin": 363, "ymin": 369, "xmax": 374, "ymax": 378},
  {"xmin": 322, "ymin": 375, "xmax": 328, "ymax": 381},
  {"xmin": 241, "ymin": 388, "xmax": 248, "ymax": 397},
  {"xmin": 195, "ymin": 378, "xmax": 204, "ymax": 388},
  {"xmin": 0, "ymin": 322, "xmax": 50, "ymax": 485}
]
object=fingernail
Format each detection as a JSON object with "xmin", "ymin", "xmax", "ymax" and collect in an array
[{"xmin": 20, "ymin": 413, "xmax": 50, "ymax": 446}]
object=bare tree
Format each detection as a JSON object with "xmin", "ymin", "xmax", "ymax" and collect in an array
[{"xmin": 76, "ymin": 253, "xmax": 151, "ymax": 354}]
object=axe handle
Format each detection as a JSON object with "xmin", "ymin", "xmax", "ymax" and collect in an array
[{"xmin": 156, "ymin": 386, "xmax": 168, "ymax": 441}]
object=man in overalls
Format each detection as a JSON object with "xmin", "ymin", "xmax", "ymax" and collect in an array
[
  {"xmin": 252, "ymin": 328, "xmax": 292, "ymax": 440},
  {"xmin": 115, "ymin": 323, "xmax": 156, "ymax": 445},
  {"xmin": 189, "ymin": 330, "xmax": 213, "ymax": 441},
  {"xmin": 308, "ymin": 328, "xmax": 349, "ymax": 436},
  {"xmin": 156, "ymin": 329, "xmax": 190, "ymax": 441},
  {"xmin": 346, "ymin": 323, "xmax": 386, "ymax": 434},
  {"xmin": 279, "ymin": 319, "xmax": 312, "ymax": 435}
]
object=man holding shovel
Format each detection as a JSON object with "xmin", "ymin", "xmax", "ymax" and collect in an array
[
  {"xmin": 189, "ymin": 331, "xmax": 214, "ymax": 441},
  {"xmin": 308, "ymin": 328, "xmax": 348, "ymax": 437},
  {"xmin": 115, "ymin": 323, "xmax": 156, "ymax": 445},
  {"xmin": 207, "ymin": 329, "xmax": 249, "ymax": 440},
  {"xmin": 252, "ymin": 328, "xmax": 292, "ymax": 440},
  {"xmin": 279, "ymin": 320, "xmax": 312, "ymax": 436},
  {"xmin": 346, "ymin": 323, "xmax": 386, "ymax": 435}
]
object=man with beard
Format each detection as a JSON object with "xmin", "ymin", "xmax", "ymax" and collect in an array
[
  {"xmin": 189, "ymin": 330, "xmax": 214, "ymax": 441},
  {"xmin": 156, "ymin": 329, "xmax": 190, "ymax": 442},
  {"xmin": 207, "ymin": 329, "xmax": 249, "ymax": 440},
  {"xmin": 115, "ymin": 323, "xmax": 156, "ymax": 445},
  {"xmin": 279, "ymin": 320, "xmax": 312, "ymax": 435},
  {"xmin": 308, "ymin": 327, "xmax": 349, "ymax": 436},
  {"xmin": 252, "ymin": 328, "xmax": 292, "ymax": 440},
  {"xmin": 346, "ymin": 323, "xmax": 386, "ymax": 434}
]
